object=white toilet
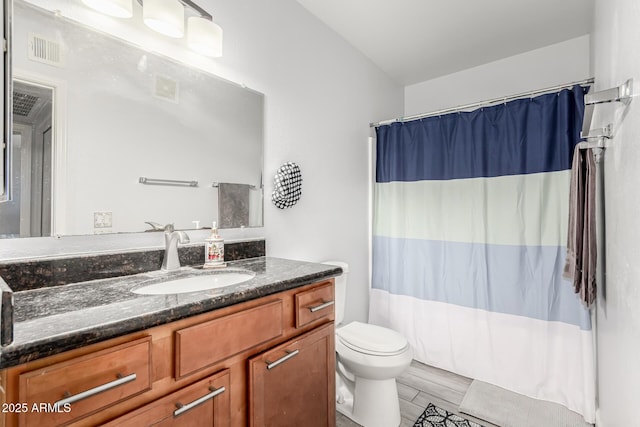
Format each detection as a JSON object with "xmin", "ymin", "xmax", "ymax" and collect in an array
[{"xmin": 323, "ymin": 261, "xmax": 413, "ymax": 427}]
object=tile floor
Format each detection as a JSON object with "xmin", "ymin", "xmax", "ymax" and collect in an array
[{"xmin": 336, "ymin": 360, "xmax": 499, "ymax": 427}]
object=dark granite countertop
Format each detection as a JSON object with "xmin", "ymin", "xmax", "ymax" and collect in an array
[{"xmin": 0, "ymin": 257, "xmax": 341, "ymax": 368}]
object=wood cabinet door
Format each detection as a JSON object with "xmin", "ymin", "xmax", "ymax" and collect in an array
[
  {"xmin": 102, "ymin": 369, "xmax": 230, "ymax": 427},
  {"xmin": 248, "ymin": 323, "xmax": 335, "ymax": 427}
]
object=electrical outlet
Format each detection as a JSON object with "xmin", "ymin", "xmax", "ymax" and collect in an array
[{"xmin": 94, "ymin": 211, "xmax": 113, "ymax": 228}]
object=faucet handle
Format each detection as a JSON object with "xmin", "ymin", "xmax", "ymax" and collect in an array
[
  {"xmin": 144, "ymin": 221, "xmax": 165, "ymax": 231},
  {"xmin": 178, "ymin": 231, "xmax": 190, "ymax": 244}
]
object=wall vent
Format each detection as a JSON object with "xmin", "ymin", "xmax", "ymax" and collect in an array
[{"xmin": 28, "ymin": 33, "xmax": 63, "ymax": 67}]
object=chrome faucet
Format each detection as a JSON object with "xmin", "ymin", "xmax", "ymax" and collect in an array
[{"xmin": 161, "ymin": 224, "xmax": 190, "ymax": 271}]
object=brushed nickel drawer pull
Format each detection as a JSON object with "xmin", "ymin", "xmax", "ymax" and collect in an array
[
  {"xmin": 309, "ymin": 300, "xmax": 334, "ymax": 313},
  {"xmin": 54, "ymin": 373, "xmax": 137, "ymax": 407},
  {"xmin": 266, "ymin": 349, "xmax": 300, "ymax": 370},
  {"xmin": 174, "ymin": 386, "xmax": 226, "ymax": 417}
]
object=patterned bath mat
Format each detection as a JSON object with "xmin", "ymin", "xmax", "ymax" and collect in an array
[{"xmin": 414, "ymin": 403, "xmax": 483, "ymax": 427}]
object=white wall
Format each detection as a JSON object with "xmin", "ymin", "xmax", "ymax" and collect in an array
[
  {"xmin": 591, "ymin": 0, "xmax": 640, "ymax": 425},
  {"xmin": 1, "ymin": 0, "xmax": 403, "ymax": 324},
  {"xmin": 404, "ymin": 35, "xmax": 591, "ymax": 116},
  {"xmin": 209, "ymin": 0, "xmax": 403, "ymax": 323}
]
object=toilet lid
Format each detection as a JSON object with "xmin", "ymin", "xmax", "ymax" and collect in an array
[{"xmin": 337, "ymin": 321, "xmax": 408, "ymax": 356}]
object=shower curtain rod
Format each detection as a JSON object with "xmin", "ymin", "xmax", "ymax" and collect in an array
[{"xmin": 369, "ymin": 77, "xmax": 595, "ymax": 128}]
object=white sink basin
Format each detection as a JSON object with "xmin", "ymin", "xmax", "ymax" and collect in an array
[{"xmin": 133, "ymin": 272, "xmax": 255, "ymax": 295}]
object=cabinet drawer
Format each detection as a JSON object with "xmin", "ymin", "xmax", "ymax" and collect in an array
[
  {"xmin": 103, "ymin": 369, "xmax": 231, "ymax": 427},
  {"xmin": 295, "ymin": 281, "xmax": 335, "ymax": 328},
  {"xmin": 175, "ymin": 300, "xmax": 283, "ymax": 379},
  {"xmin": 18, "ymin": 336, "xmax": 152, "ymax": 427}
]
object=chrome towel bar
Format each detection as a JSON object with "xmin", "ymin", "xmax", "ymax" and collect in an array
[{"xmin": 139, "ymin": 177, "xmax": 198, "ymax": 187}]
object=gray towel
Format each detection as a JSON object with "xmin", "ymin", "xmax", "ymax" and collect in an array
[
  {"xmin": 563, "ymin": 145, "xmax": 597, "ymax": 307},
  {"xmin": 218, "ymin": 183, "xmax": 251, "ymax": 228}
]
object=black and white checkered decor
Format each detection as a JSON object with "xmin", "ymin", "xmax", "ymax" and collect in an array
[{"xmin": 271, "ymin": 162, "xmax": 302, "ymax": 209}]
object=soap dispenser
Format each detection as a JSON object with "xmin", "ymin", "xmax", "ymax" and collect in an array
[{"xmin": 204, "ymin": 222, "xmax": 225, "ymax": 268}]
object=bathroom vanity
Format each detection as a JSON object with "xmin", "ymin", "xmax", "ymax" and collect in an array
[{"xmin": 0, "ymin": 256, "xmax": 340, "ymax": 426}]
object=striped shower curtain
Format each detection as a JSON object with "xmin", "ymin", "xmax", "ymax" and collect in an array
[{"xmin": 369, "ymin": 86, "xmax": 595, "ymax": 422}]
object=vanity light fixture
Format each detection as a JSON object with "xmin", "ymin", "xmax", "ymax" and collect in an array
[
  {"xmin": 142, "ymin": 0, "xmax": 223, "ymax": 56},
  {"xmin": 187, "ymin": 16, "xmax": 223, "ymax": 57},
  {"xmin": 82, "ymin": 0, "xmax": 133, "ymax": 18},
  {"xmin": 143, "ymin": 0, "xmax": 185, "ymax": 38},
  {"xmin": 81, "ymin": 0, "xmax": 224, "ymax": 57}
]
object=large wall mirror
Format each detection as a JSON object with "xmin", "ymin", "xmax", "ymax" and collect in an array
[{"xmin": 0, "ymin": 0, "xmax": 264, "ymax": 239}]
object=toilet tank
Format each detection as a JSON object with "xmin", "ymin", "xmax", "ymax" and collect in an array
[{"xmin": 322, "ymin": 261, "xmax": 348, "ymax": 326}]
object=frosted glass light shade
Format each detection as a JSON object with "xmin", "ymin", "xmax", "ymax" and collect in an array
[
  {"xmin": 82, "ymin": 0, "xmax": 133, "ymax": 18},
  {"xmin": 143, "ymin": 0, "xmax": 185, "ymax": 38},
  {"xmin": 187, "ymin": 17, "xmax": 223, "ymax": 57}
]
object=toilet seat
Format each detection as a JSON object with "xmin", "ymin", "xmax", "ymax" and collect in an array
[{"xmin": 337, "ymin": 321, "xmax": 409, "ymax": 356}]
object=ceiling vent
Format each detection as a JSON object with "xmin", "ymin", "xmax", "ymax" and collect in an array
[
  {"xmin": 28, "ymin": 33, "xmax": 63, "ymax": 67},
  {"xmin": 13, "ymin": 91, "xmax": 39, "ymax": 117},
  {"xmin": 12, "ymin": 81, "xmax": 53, "ymax": 124}
]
